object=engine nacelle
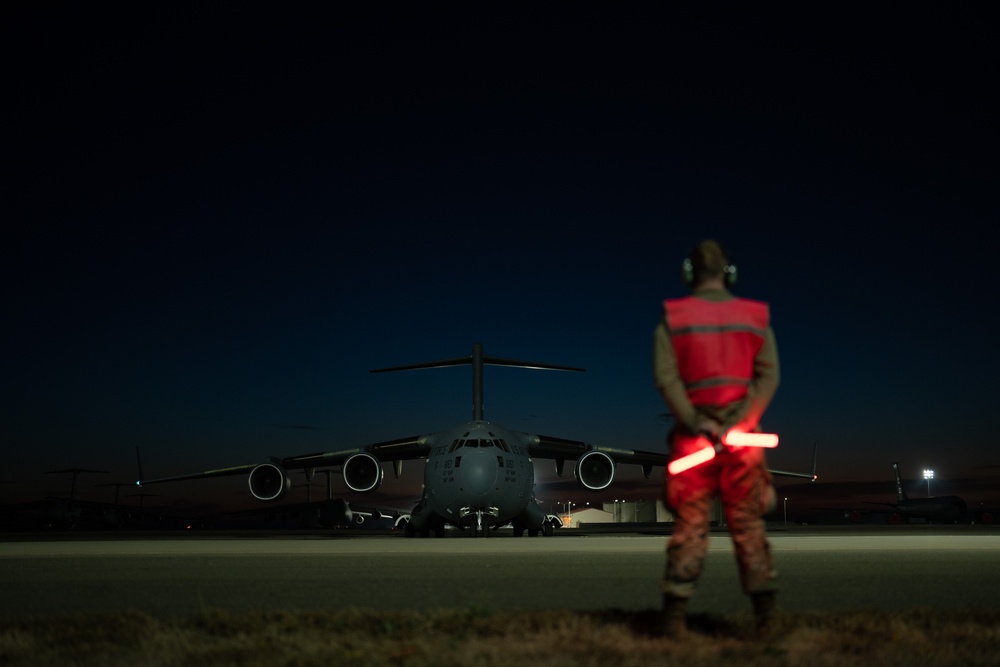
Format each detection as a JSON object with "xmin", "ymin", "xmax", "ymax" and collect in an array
[
  {"xmin": 248, "ymin": 463, "xmax": 292, "ymax": 502},
  {"xmin": 575, "ymin": 450, "xmax": 615, "ymax": 491},
  {"xmin": 343, "ymin": 452, "xmax": 384, "ymax": 493}
]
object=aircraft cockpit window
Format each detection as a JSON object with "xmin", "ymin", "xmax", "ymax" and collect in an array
[
  {"xmin": 449, "ymin": 440, "xmax": 462, "ymax": 453},
  {"xmin": 456, "ymin": 438, "xmax": 501, "ymax": 448}
]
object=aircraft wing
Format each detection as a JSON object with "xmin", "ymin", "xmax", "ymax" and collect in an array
[
  {"xmin": 529, "ymin": 434, "xmax": 666, "ymax": 466},
  {"xmin": 520, "ymin": 433, "xmax": 665, "ymax": 490},
  {"xmin": 767, "ymin": 467, "xmax": 817, "ymax": 480},
  {"xmin": 138, "ymin": 435, "xmax": 428, "ymax": 486},
  {"xmin": 527, "ymin": 434, "xmax": 817, "ymax": 481},
  {"xmin": 277, "ymin": 435, "xmax": 429, "ymax": 469}
]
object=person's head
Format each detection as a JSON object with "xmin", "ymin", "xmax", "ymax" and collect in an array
[{"xmin": 682, "ymin": 239, "xmax": 736, "ymax": 289}]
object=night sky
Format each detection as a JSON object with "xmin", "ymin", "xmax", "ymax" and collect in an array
[{"xmin": 4, "ymin": 5, "xmax": 998, "ymax": 520}]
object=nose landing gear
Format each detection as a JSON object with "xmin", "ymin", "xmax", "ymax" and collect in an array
[{"xmin": 460, "ymin": 506, "xmax": 498, "ymax": 537}]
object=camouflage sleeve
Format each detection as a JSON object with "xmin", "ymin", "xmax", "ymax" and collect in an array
[
  {"xmin": 652, "ymin": 316, "xmax": 702, "ymax": 433},
  {"xmin": 721, "ymin": 326, "xmax": 780, "ymax": 432}
]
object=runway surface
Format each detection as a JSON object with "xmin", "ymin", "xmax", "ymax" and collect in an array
[{"xmin": 2, "ymin": 527, "xmax": 999, "ymax": 618}]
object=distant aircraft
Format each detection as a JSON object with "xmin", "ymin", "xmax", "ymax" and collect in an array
[
  {"xmin": 862, "ymin": 462, "xmax": 969, "ymax": 524},
  {"xmin": 823, "ymin": 462, "xmax": 984, "ymax": 525},
  {"xmin": 222, "ymin": 469, "xmax": 402, "ymax": 529},
  {"xmin": 4, "ymin": 468, "xmax": 175, "ymax": 530},
  {"xmin": 138, "ymin": 343, "xmax": 812, "ymax": 537},
  {"xmin": 38, "ymin": 468, "xmax": 108, "ymax": 528}
]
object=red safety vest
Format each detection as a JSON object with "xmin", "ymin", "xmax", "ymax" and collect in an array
[{"xmin": 663, "ymin": 296, "xmax": 770, "ymax": 407}]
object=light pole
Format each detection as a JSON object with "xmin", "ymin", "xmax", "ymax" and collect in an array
[
  {"xmin": 783, "ymin": 497, "xmax": 787, "ymax": 527},
  {"xmin": 924, "ymin": 469, "xmax": 934, "ymax": 497}
]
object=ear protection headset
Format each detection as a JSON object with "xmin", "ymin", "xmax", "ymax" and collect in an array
[{"xmin": 681, "ymin": 257, "xmax": 738, "ymax": 286}]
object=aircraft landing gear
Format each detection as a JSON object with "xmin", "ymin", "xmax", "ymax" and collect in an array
[
  {"xmin": 460, "ymin": 506, "xmax": 498, "ymax": 537},
  {"xmin": 469, "ymin": 510, "xmax": 489, "ymax": 537}
]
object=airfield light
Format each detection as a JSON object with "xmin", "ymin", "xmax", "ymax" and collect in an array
[
  {"xmin": 924, "ymin": 469, "xmax": 934, "ymax": 497},
  {"xmin": 783, "ymin": 497, "xmax": 787, "ymax": 527}
]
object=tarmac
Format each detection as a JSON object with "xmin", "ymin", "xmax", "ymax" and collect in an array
[{"xmin": 2, "ymin": 525, "xmax": 998, "ymax": 619}]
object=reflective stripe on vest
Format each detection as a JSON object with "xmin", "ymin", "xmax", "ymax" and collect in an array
[{"xmin": 663, "ymin": 296, "xmax": 769, "ymax": 407}]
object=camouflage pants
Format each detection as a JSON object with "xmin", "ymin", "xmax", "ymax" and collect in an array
[{"xmin": 662, "ymin": 433, "xmax": 778, "ymax": 598}]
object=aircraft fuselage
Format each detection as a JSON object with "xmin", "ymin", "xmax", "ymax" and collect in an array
[
  {"xmin": 408, "ymin": 420, "xmax": 543, "ymax": 536},
  {"xmin": 892, "ymin": 496, "xmax": 967, "ymax": 523}
]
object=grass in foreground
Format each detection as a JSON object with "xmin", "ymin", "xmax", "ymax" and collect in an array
[{"xmin": 2, "ymin": 607, "xmax": 1000, "ymax": 667}]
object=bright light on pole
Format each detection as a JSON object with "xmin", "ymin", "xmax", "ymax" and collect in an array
[{"xmin": 924, "ymin": 469, "xmax": 934, "ymax": 497}]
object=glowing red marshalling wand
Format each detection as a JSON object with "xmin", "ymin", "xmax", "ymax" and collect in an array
[{"xmin": 667, "ymin": 430, "xmax": 779, "ymax": 475}]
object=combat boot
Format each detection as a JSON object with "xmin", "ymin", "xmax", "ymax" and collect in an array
[
  {"xmin": 751, "ymin": 591, "xmax": 776, "ymax": 638},
  {"xmin": 661, "ymin": 594, "xmax": 688, "ymax": 638}
]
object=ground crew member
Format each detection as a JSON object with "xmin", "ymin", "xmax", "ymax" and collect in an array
[{"xmin": 652, "ymin": 239, "xmax": 781, "ymax": 638}]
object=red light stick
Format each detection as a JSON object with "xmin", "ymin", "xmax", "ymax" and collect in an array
[
  {"xmin": 667, "ymin": 430, "xmax": 779, "ymax": 475},
  {"xmin": 667, "ymin": 444, "xmax": 717, "ymax": 474},
  {"xmin": 722, "ymin": 431, "xmax": 779, "ymax": 448}
]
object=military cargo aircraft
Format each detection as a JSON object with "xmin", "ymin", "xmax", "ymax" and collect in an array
[
  {"xmin": 138, "ymin": 344, "xmax": 667, "ymax": 536},
  {"xmin": 138, "ymin": 343, "xmax": 809, "ymax": 537},
  {"xmin": 864, "ymin": 462, "xmax": 970, "ymax": 524},
  {"xmin": 3, "ymin": 469, "xmax": 180, "ymax": 530},
  {"xmin": 818, "ymin": 462, "xmax": 990, "ymax": 525}
]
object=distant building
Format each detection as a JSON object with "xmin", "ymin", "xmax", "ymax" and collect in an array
[
  {"xmin": 602, "ymin": 500, "xmax": 666, "ymax": 522},
  {"xmin": 558, "ymin": 499, "xmax": 687, "ymax": 527}
]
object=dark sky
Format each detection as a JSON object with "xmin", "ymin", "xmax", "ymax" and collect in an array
[{"xmin": 4, "ymin": 4, "xmax": 998, "ymax": 517}]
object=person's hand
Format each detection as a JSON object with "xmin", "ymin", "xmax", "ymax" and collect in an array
[{"xmin": 696, "ymin": 419, "xmax": 721, "ymax": 438}]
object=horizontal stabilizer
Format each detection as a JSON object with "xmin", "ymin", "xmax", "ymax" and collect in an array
[
  {"xmin": 370, "ymin": 343, "xmax": 584, "ymax": 421},
  {"xmin": 370, "ymin": 355, "xmax": 584, "ymax": 374}
]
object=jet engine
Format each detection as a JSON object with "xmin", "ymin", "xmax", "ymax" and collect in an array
[
  {"xmin": 248, "ymin": 463, "xmax": 292, "ymax": 502},
  {"xmin": 575, "ymin": 451, "xmax": 615, "ymax": 491},
  {"xmin": 343, "ymin": 452, "xmax": 384, "ymax": 493}
]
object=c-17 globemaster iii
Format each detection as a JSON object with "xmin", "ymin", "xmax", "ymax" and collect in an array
[{"xmin": 138, "ymin": 343, "xmax": 812, "ymax": 536}]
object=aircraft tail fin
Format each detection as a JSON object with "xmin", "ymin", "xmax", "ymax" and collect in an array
[
  {"xmin": 892, "ymin": 462, "xmax": 908, "ymax": 501},
  {"xmin": 370, "ymin": 343, "xmax": 584, "ymax": 421}
]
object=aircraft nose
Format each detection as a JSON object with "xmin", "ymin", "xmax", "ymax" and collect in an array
[{"xmin": 459, "ymin": 450, "xmax": 498, "ymax": 497}]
